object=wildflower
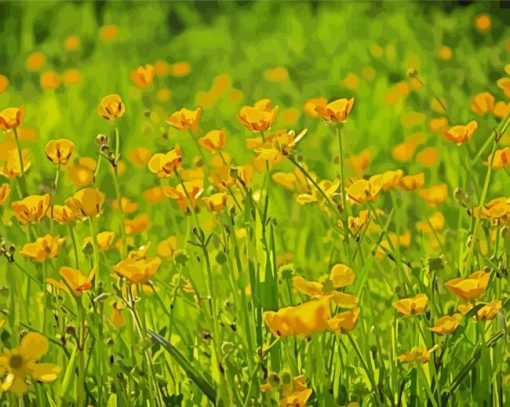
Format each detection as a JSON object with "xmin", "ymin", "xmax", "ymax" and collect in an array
[
  {"xmin": 147, "ymin": 145, "xmax": 182, "ymax": 178},
  {"xmin": 237, "ymin": 99, "xmax": 279, "ymax": 132},
  {"xmin": 471, "ymin": 92, "xmax": 495, "ymax": 116},
  {"xmin": 40, "ymin": 71, "xmax": 61, "ymax": 90},
  {"xmin": 203, "ymin": 192, "xmax": 231, "ymax": 212},
  {"xmin": 20, "ymin": 235, "xmax": 65, "ymax": 262},
  {"xmin": 263, "ymin": 297, "xmax": 331, "ymax": 337},
  {"xmin": 170, "ymin": 62, "xmax": 191, "ymax": 77},
  {"xmin": 65, "ymin": 157, "xmax": 96, "ymax": 187},
  {"xmin": 99, "ymin": 25, "xmax": 119, "ymax": 41},
  {"xmin": 381, "ymin": 169, "xmax": 404, "ymax": 191},
  {"xmin": 476, "ymin": 299, "xmax": 502, "ymax": 321},
  {"xmin": 157, "ymin": 236, "xmax": 178, "ymax": 259},
  {"xmin": 280, "ymin": 375, "xmax": 313, "ymax": 406},
  {"xmin": 398, "ymin": 346, "xmax": 437, "ymax": 364},
  {"xmin": 0, "ymin": 332, "xmax": 60, "ymax": 395},
  {"xmin": 97, "ymin": 94, "xmax": 125, "ymax": 121},
  {"xmin": 327, "ymin": 308, "xmax": 360, "ymax": 334},
  {"xmin": 83, "ymin": 231, "xmax": 115, "ymax": 252},
  {"xmin": 2, "ymin": 148, "xmax": 31, "ymax": 179},
  {"xmin": 0, "ymin": 75, "xmax": 8, "ymax": 95},
  {"xmin": 417, "ymin": 183, "xmax": 448, "ymax": 205},
  {"xmin": 347, "ymin": 175, "xmax": 383, "ymax": 204},
  {"xmin": 329, "ymin": 264, "xmax": 356, "ymax": 287},
  {"xmin": 399, "ymin": 173, "xmax": 425, "ymax": 191},
  {"xmin": 429, "ymin": 314, "xmax": 462, "ymax": 335},
  {"xmin": 124, "ymin": 213, "xmax": 150, "ymax": 234},
  {"xmin": 59, "ymin": 266, "xmax": 96, "ymax": 294},
  {"xmin": 198, "ymin": 129, "xmax": 227, "ymax": 153},
  {"xmin": 111, "ymin": 301, "xmax": 125, "ymax": 328},
  {"xmin": 348, "ymin": 210, "xmax": 371, "ymax": 235},
  {"xmin": 445, "ymin": 271, "xmax": 490, "ymax": 301},
  {"xmin": 315, "ymin": 98, "xmax": 355, "ymax": 123},
  {"xmin": 392, "ymin": 293, "xmax": 428, "ymax": 316},
  {"xmin": 443, "ymin": 121, "xmax": 478, "ymax": 144},
  {"xmin": 263, "ymin": 67, "xmax": 289, "ymax": 82},
  {"xmin": 167, "ymin": 108, "xmax": 201, "ymax": 131},
  {"xmin": 0, "ymin": 183, "xmax": 11, "ymax": 205},
  {"xmin": 0, "ymin": 107, "xmax": 24, "ymax": 131},
  {"xmin": 26, "ymin": 52, "xmax": 46, "ymax": 71},
  {"xmin": 130, "ymin": 64, "xmax": 155, "ymax": 89},
  {"xmin": 256, "ymin": 129, "xmax": 307, "ymax": 162},
  {"xmin": 303, "ymin": 97, "xmax": 327, "ymax": 117},
  {"xmin": 112, "ymin": 197, "xmax": 139, "ymax": 214},
  {"xmin": 11, "ymin": 194, "xmax": 51, "ymax": 225},
  {"xmin": 497, "ymin": 78, "xmax": 510, "ymax": 98},
  {"xmin": 474, "ymin": 14, "xmax": 491, "ymax": 32},
  {"xmin": 65, "ymin": 187, "xmax": 105, "ymax": 219},
  {"xmin": 472, "ymin": 197, "xmax": 510, "ymax": 223},
  {"xmin": 50, "ymin": 204, "xmax": 78, "ymax": 224},
  {"xmin": 62, "ymin": 69, "xmax": 81, "ymax": 86},
  {"xmin": 129, "ymin": 147, "xmax": 152, "ymax": 166},
  {"xmin": 487, "ymin": 147, "xmax": 510, "ymax": 170},
  {"xmin": 44, "ymin": 139, "xmax": 74, "ymax": 166},
  {"xmin": 164, "ymin": 180, "xmax": 203, "ymax": 214},
  {"xmin": 416, "ymin": 211, "xmax": 445, "ymax": 233},
  {"xmin": 63, "ymin": 35, "xmax": 80, "ymax": 52},
  {"xmin": 114, "ymin": 249, "xmax": 161, "ymax": 284}
]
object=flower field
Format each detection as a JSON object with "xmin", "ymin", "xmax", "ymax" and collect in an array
[{"xmin": 0, "ymin": 1, "xmax": 510, "ymax": 405}]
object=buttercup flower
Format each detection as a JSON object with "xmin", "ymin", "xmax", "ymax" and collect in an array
[
  {"xmin": 59, "ymin": 266, "xmax": 97, "ymax": 294},
  {"xmin": 45, "ymin": 139, "xmax": 74, "ymax": 166},
  {"xmin": 429, "ymin": 314, "xmax": 462, "ymax": 335},
  {"xmin": 327, "ymin": 308, "xmax": 360, "ymax": 334},
  {"xmin": 303, "ymin": 97, "xmax": 327, "ymax": 117},
  {"xmin": 0, "ymin": 332, "xmax": 60, "ymax": 395},
  {"xmin": 237, "ymin": 99, "xmax": 279, "ymax": 132},
  {"xmin": 487, "ymin": 147, "xmax": 510, "ymax": 170},
  {"xmin": 2, "ymin": 148, "xmax": 31, "ymax": 179},
  {"xmin": 11, "ymin": 194, "xmax": 51, "ymax": 225},
  {"xmin": 147, "ymin": 146, "xmax": 182, "ymax": 178},
  {"xmin": 444, "ymin": 121, "xmax": 478, "ymax": 144},
  {"xmin": 114, "ymin": 249, "xmax": 162, "ymax": 284},
  {"xmin": 199, "ymin": 129, "xmax": 227, "ymax": 153},
  {"xmin": 315, "ymin": 98, "xmax": 354, "ymax": 123},
  {"xmin": 445, "ymin": 271, "xmax": 490, "ymax": 301},
  {"xmin": 470, "ymin": 91, "xmax": 495, "ymax": 115},
  {"xmin": 65, "ymin": 187, "xmax": 105, "ymax": 219},
  {"xmin": 392, "ymin": 293, "xmax": 428, "ymax": 316},
  {"xmin": 130, "ymin": 64, "xmax": 155, "ymax": 89},
  {"xmin": 399, "ymin": 173, "xmax": 425, "ymax": 191},
  {"xmin": 21, "ymin": 235, "xmax": 65, "ymax": 262},
  {"xmin": 0, "ymin": 107, "xmax": 24, "ymax": 131},
  {"xmin": 0, "ymin": 183, "xmax": 11, "ymax": 205},
  {"xmin": 83, "ymin": 231, "xmax": 115, "ymax": 251},
  {"xmin": 157, "ymin": 236, "xmax": 178, "ymax": 259},
  {"xmin": 167, "ymin": 108, "xmax": 201, "ymax": 131},
  {"xmin": 164, "ymin": 180, "xmax": 203, "ymax": 214},
  {"xmin": 417, "ymin": 183, "xmax": 448, "ymax": 206},
  {"xmin": 97, "ymin": 94, "xmax": 125, "ymax": 121},
  {"xmin": 347, "ymin": 175, "xmax": 383, "ymax": 204},
  {"xmin": 398, "ymin": 346, "xmax": 437, "ymax": 364},
  {"xmin": 203, "ymin": 192, "xmax": 231, "ymax": 212},
  {"xmin": 51, "ymin": 204, "xmax": 78, "ymax": 224}
]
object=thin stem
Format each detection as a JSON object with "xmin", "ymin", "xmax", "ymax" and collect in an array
[
  {"xmin": 12, "ymin": 127, "xmax": 27, "ymax": 196},
  {"xmin": 336, "ymin": 124, "xmax": 347, "ymax": 212}
]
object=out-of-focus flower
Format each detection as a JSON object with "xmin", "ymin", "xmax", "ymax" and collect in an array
[
  {"xmin": 2, "ymin": 148, "xmax": 31, "ymax": 179},
  {"xmin": 112, "ymin": 197, "xmax": 139, "ymax": 214},
  {"xmin": 199, "ymin": 129, "xmax": 227, "ymax": 153},
  {"xmin": 50, "ymin": 204, "xmax": 78, "ymax": 224},
  {"xmin": 97, "ymin": 94, "xmax": 125, "ymax": 121},
  {"xmin": 0, "ymin": 332, "xmax": 60, "ymax": 395},
  {"xmin": 26, "ymin": 52, "xmax": 46, "ymax": 71},
  {"xmin": 392, "ymin": 293, "xmax": 428, "ymax": 316},
  {"xmin": 66, "ymin": 157, "xmax": 96, "ymax": 187},
  {"xmin": 130, "ymin": 64, "xmax": 155, "ymax": 89},
  {"xmin": 474, "ymin": 14, "xmax": 491, "ymax": 32},
  {"xmin": 167, "ymin": 108, "xmax": 201, "ymax": 131},
  {"xmin": 438, "ymin": 45, "xmax": 452, "ymax": 60},
  {"xmin": 497, "ymin": 78, "xmax": 510, "ymax": 98},
  {"xmin": 303, "ymin": 97, "xmax": 327, "ymax": 117},
  {"xmin": 99, "ymin": 25, "xmax": 119, "ymax": 41},
  {"xmin": 263, "ymin": 67, "xmax": 289, "ymax": 82},
  {"xmin": 445, "ymin": 271, "xmax": 490, "ymax": 301},
  {"xmin": 237, "ymin": 99, "xmax": 279, "ymax": 132},
  {"xmin": 0, "ymin": 107, "xmax": 24, "ymax": 131},
  {"xmin": 83, "ymin": 231, "xmax": 115, "ymax": 252},
  {"xmin": 444, "ymin": 121, "xmax": 478, "ymax": 144},
  {"xmin": 147, "ymin": 145, "xmax": 182, "ymax": 178},
  {"xmin": 203, "ymin": 192, "xmax": 231, "ymax": 212},
  {"xmin": 40, "ymin": 71, "xmax": 61, "ymax": 90},
  {"xmin": 256, "ymin": 129, "xmax": 307, "ymax": 163},
  {"xmin": 0, "ymin": 183, "xmax": 11, "ymax": 205},
  {"xmin": 44, "ymin": 139, "xmax": 74, "ymax": 166},
  {"xmin": 471, "ymin": 92, "xmax": 495, "ymax": 115},
  {"xmin": 474, "ymin": 300, "xmax": 502, "ymax": 321},
  {"xmin": 315, "ymin": 98, "xmax": 355, "ymax": 123},
  {"xmin": 62, "ymin": 69, "xmax": 81, "ymax": 86},
  {"xmin": 164, "ymin": 180, "xmax": 203, "ymax": 214},
  {"xmin": 398, "ymin": 346, "xmax": 437, "ymax": 364},
  {"xmin": 0, "ymin": 75, "xmax": 8, "ymax": 95},
  {"xmin": 429, "ymin": 314, "xmax": 462, "ymax": 335},
  {"xmin": 65, "ymin": 187, "xmax": 104, "ymax": 219},
  {"xmin": 21, "ymin": 235, "xmax": 65, "ymax": 262},
  {"xmin": 347, "ymin": 175, "xmax": 383, "ymax": 203},
  {"xmin": 170, "ymin": 62, "xmax": 191, "ymax": 77},
  {"xmin": 124, "ymin": 213, "xmax": 150, "ymax": 234},
  {"xmin": 11, "ymin": 194, "xmax": 51, "ymax": 225},
  {"xmin": 487, "ymin": 147, "xmax": 510, "ymax": 170},
  {"xmin": 157, "ymin": 236, "xmax": 178, "ymax": 259},
  {"xmin": 417, "ymin": 183, "xmax": 448, "ymax": 206},
  {"xmin": 129, "ymin": 147, "xmax": 152, "ymax": 166},
  {"xmin": 261, "ymin": 375, "xmax": 313, "ymax": 407},
  {"xmin": 381, "ymin": 169, "xmax": 404, "ymax": 191},
  {"xmin": 399, "ymin": 173, "xmax": 425, "ymax": 191}
]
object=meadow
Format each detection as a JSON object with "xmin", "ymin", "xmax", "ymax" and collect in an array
[{"xmin": 0, "ymin": 0, "xmax": 509, "ymax": 405}]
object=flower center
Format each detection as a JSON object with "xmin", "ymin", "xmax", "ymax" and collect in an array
[{"xmin": 9, "ymin": 354, "xmax": 23, "ymax": 369}]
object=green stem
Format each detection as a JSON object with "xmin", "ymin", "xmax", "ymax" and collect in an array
[
  {"xmin": 336, "ymin": 124, "xmax": 347, "ymax": 212},
  {"xmin": 12, "ymin": 127, "xmax": 27, "ymax": 196}
]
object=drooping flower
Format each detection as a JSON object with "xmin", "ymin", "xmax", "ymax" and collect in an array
[
  {"xmin": 11, "ymin": 194, "xmax": 51, "ymax": 225},
  {"xmin": 429, "ymin": 314, "xmax": 462, "ymax": 335},
  {"xmin": 167, "ymin": 108, "xmax": 201, "ymax": 131},
  {"xmin": 97, "ymin": 94, "xmax": 125, "ymax": 121},
  {"xmin": 443, "ymin": 121, "xmax": 478, "ymax": 144},
  {"xmin": 20, "ymin": 235, "xmax": 65, "ymax": 262},
  {"xmin": 147, "ymin": 146, "xmax": 182, "ymax": 178},
  {"xmin": 198, "ymin": 129, "xmax": 227, "ymax": 153},
  {"xmin": 130, "ymin": 64, "xmax": 155, "ymax": 89},
  {"xmin": 0, "ymin": 107, "xmax": 24, "ymax": 131},
  {"xmin": 460, "ymin": 299, "xmax": 502, "ymax": 321},
  {"xmin": 44, "ymin": 139, "xmax": 74, "ymax": 166},
  {"xmin": 0, "ymin": 332, "xmax": 60, "ymax": 395},
  {"xmin": 445, "ymin": 271, "xmax": 490, "ymax": 301},
  {"xmin": 392, "ymin": 293, "xmax": 428, "ymax": 316},
  {"xmin": 315, "ymin": 98, "xmax": 354, "ymax": 123},
  {"xmin": 65, "ymin": 187, "xmax": 104, "ymax": 219},
  {"xmin": 237, "ymin": 99, "xmax": 279, "ymax": 132}
]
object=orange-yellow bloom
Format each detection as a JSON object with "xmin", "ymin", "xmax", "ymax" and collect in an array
[
  {"xmin": 44, "ymin": 139, "xmax": 74, "ymax": 166},
  {"xmin": 65, "ymin": 187, "xmax": 105, "ymax": 219},
  {"xmin": 164, "ymin": 180, "xmax": 203, "ymax": 214},
  {"xmin": 83, "ymin": 231, "xmax": 115, "ymax": 251},
  {"xmin": 399, "ymin": 173, "xmax": 425, "ymax": 191},
  {"xmin": 237, "ymin": 99, "xmax": 279, "ymax": 132},
  {"xmin": 51, "ymin": 204, "xmax": 78, "ymax": 224},
  {"xmin": 444, "ymin": 121, "xmax": 478, "ymax": 144},
  {"xmin": 0, "ymin": 107, "xmax": 24, "ymax": 131},
  {"xmin": 21, "ymin": 235, "xmax": 65, "ymax": 262},
  {"xmin": 0, "ymin": 183, "xmax": 11, "ymax": 205},
  {"xmin": 157, "ymin": 236, "xmax": 178, "ymax": 259},
  {"xmin": 347, "ymin": 175, "xmax": 383, "ymax": 204},
  {"xmin": 203, "ymin": 192, "xmax": 231, "ymax": 212},
  {"xmin": 303, "ymin": 97, "xmax": 327, "ymax": 117},
  {"xmin": 417, "ymin": 183, "xmax": 448, "ymax": 205},
  {"xmin": 198, "ymin": 129, "xmax": 227, "ymax": 153},
  {"xmin": 11, "ymin": 194, "xmax": 51, "ymax": 225},
  {"xmin": 445, "ymin": 271, "xmax": 490, "ymax": 301},
  {"xmin": 59, "ymin": 266, "xmax": 96, "ymax": 294},
  {"xmin": 398, "ymin": 346, "xmax": 437, "ymax": 364},
  {"xmin": 97, "ymin": 94, "xmax": 125, "ymax": 121},
  {"xmin": 167, "ymin": 108, "xmax": 201, "ymax": 131},
  {"xmin": 114, "ymin": 250, "xmax": 161, "ymax": 284},
  {"xmin": 471, "ymin": 92, "xmax": 495, "ymax": 115},
  {"xmin": 327, "ymin": 308, "xmax": 360, "ymax": 334},
  {"xmin": 147, "ymin": 146, "xmax": 182, "ymax": 178},
  {"xmin": 315, "ymin": 98, "xmax": 354, "ymax": 123},
  {"xmin": 488, "ymin": 147, "xmax": 510, "ymax": 170},
  {"xmin": 130, "ymin": 64, "xmax": 155, "ymax": 89},
  {"xmin": 429, "ymin": 314, "xmax": 462, "ymax": 335},
  {"xmin": 392, "ymin": 293, "xmax": 428, "ymax": 316}
]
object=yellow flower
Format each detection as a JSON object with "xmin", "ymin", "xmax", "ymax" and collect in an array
[
  {"xmin": 40, "ymin": 71, "xmax": 61, "ymax": 90},
  {"xmin": 392, "ymin": 293, "xmax": 428, "ymax": 316},
  {"xmin": 417, "ymin": 183, "xmax": 448, "ymax": 206},
  {"xmin": 303, "ymin": 97, "xmax": 327, "ymax": 117},
  {"xmin": 20, "ymin": 235, "xmax": 65, "ymax": 262},
  {"xmin": 198, "ymin": 129, "xmax": 227, "ymax": 153},
  {"xmin": 114, "ymin": 252, "xmax": 161, "ymax": 284},
  {"xmin": 474, "ymin": 14, "xmax": 491, "ymax": 32},
  {"xmin": 444, "ymin": 121, "xmax": 478, "ymax": 144},
  {"xmin": 59, "ymin": 266, "xmax": 96, "ymax": 294},
  {"xmin": 167, "ymin": 108, "xmax": 201, "ymax": 131},
  {"xmin": 44, "ymin": 139, "xmax": 74, "ymax": 166},
  {"xmin": 129, "ymin": 147, "xmax": 152, "ymax": 166},
  {"xmin": 164, "ymin": 180, "xmax": 203, "ymax": 214},
  {"xmin": 348, "ymin": 210, "xmax": 371, "ymax": 235},
  {"xmin": 398, "ymin": 346, "xmax": 436, "ymax": 364},
  {"xmin": 2, "ymin": 148, "xmax": 31, "ymax": 179},
  {"xmin": 263, "ymin": 67, "xmax": 289, "ymax": 82},
  {"xmin": 263, "ymin": 298, "xmax": 331, "ymax": 337},
  {"xmin": 487, "ymin": 147, "xmax": 510, "ymax": 170},
  {"xmin": 315, "ymin": 98, "xmax": 354, "ymax": 124},
  {"xmin": 112, "ymin": 196, "xmax": 139, "ymax": 214},
  {"xmin": 51, "ymin": 204, "xmax": 78, "ymax": 224},
  {"xmin": 280, "ymin": 375, "xmax": 313, "ymax": 407},
  {"xmin": 130, "ymin": 64, "xmax": 155, "ymax": 89},
  {"xmin": 26, "ymin": 52, "xmax": 46, "ymax": 71},
  {"xmin": 445, "ymin": 271, "xmax": 490, "ymax": 301},
  {"xmin": 327, "ymin": 308, "xmax": 360, "ymax": 334},
  {"xmin": 429, "ymin": 314, "xmax": 462, "ymax": 335},
  {"xmin": 497, "ymin": 78, "xmax": 510, "ymax": 98},
  {"xmin": 255, "ymin": 129, "xmax": 307, "ymax": 162},
  {"xmin": 237, "ymin": 99, "xmax": 279, "ymax": 132},
  {"xmin": 11, "ymin": 194, "xmax": 51, "ymax": 225},
  {"xmin": 110, "ymin": 301, "xmax": 125, "ymax": 328},
  {"xmin": 99, "ymin": 25, "xmax": 119, "ymax": 41},
  {"xmin": 0, "ymin": 183, "xmax": 11, "ymax": 205},
  {"xmin": 65, "ymin": 187, "xmax": 105, "ymax": 219},
  {"xmin": 471, "ymin": 92, "xmax": 495, "ymax": 116},
  {"xmin": 157, "ymin": 236, "xmax": 178, "ymax": 259},
  {"xmin": 147, "ymin": 145, "xmax": 182, "ymax": 178},
  {"xmin": 0, "ymin": 332, "xmax": 60, "ymax": 395},
  {"xmin": 347, "ymin": 175, "xmax": 383, "ymax": 204},
  {"xmin": 83, "ymin": 231, "xmax": 115, "ymax": 251},
  {"xmin": 381, "ymin": 169, "xmax": 404, "ymax": 191},
  {"xmin": 329, "ymin": 264, "xmax": 356, "ymax": 288},
  {"xmin": 399, "ymin": 172, "xmax": 425, "ymax": 191},
  {"xmin": 203, "ymin": 192, "xmax": 231, "ymax": 212},
  {"xmin": 97, "ymin": 94, "xmax": 125, "ymax": 121},
  {"xmin": 170, "ymin": 62, "xmax": 191, "ymax": 77},
  {"xmin": 475, "ymin": 300, "xmax": 502, "ymax": 321},
  {"xmin": 0, "ymin": 107, "xmax": 24, "ymax": 131},
  {"xmin": 143, "ymin": 186, "xmax": 168, "ymax": 204},
  {"xmin": 124, "ymin": 213, "xmax": 150, "ymax": 234},
  {"xmin": 65, "ymin": 157, "xmax": 96, "ymax": 187}
]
